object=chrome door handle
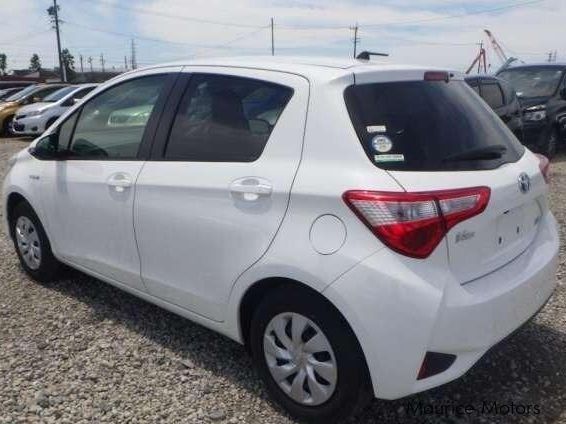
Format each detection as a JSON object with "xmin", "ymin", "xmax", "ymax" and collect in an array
[
  {"xmin": 107, "ymin": 173, "xmax": 133, "ymax": 192},
  {"xmin": 230, "ymin": 177, "xmax": 272, "ymax": 201}
]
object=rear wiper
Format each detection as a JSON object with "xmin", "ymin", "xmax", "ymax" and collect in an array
[{"xmin": 443, "ymin": 145, "xmax": 507, "ymax": 162}]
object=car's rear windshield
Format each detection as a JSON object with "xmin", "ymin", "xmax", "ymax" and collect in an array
[{"xmin": 344, "ymin": 80, "xmax": 525, "ymax": 171}]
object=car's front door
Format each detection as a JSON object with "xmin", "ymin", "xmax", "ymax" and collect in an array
[
  {"xmin": 40, "ymin": 69, "xmax": 179, "ymax": 290},
  {"xmin": 134, "ymin": 69, "xmax": 309, "ymax": 321}
]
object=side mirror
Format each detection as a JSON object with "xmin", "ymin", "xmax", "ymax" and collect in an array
[
  {"xmin": 29, "ymin": 133, "xmax": 66, "ymax": 160},
  {"xmin": 32, "ymin": 96, "xmax": 41, "ymax": 103},
  {"xmin": 62, "ymin": 98, "xmax": 75, "ymax": 107}
]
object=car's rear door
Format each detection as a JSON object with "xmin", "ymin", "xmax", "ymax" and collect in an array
[{"xmin": 134, "ymin": 68, "xmax": 309, "ymax": 321}]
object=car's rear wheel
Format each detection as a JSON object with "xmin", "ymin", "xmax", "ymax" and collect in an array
[
  {"xmin": 250, "ymin": 286, "xmax": 372, "ymax": 423},
  {"xmin": 10, "ymin": 201, "xmax": 61, "ymax": 282}
]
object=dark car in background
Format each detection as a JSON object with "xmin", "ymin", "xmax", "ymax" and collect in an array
[
  {"xmin": 497, "ymin": 64, "xmax": 566, "ymax": 158},
  {"xmin": 465, "ymin": 75, "xmax": 524, "ymax": 142}
]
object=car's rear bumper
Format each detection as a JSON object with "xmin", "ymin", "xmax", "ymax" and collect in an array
[{"xmin": 324, "ymin": 210, "xmax": 559, "ymax": 400}]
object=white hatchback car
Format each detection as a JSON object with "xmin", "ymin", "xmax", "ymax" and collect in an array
[
  {"xmin": 11, "ymin": 84, "xmax": 97, "ymax": 137},
  {"xmin": 2, "ymin": 57, "xmax": 559, "ymax": 422}
]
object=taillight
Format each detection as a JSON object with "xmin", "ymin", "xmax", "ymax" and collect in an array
[
  {"xmin": 535, "ymin": 153, "xmax": 550, "ymax": 184},
  {"xmin": 343, "ymin": 187, "xmax": 490, "ymax": 258},
  {"xmin": 424, "ymin": 71, "xmax": 450, "ymax": 82}
]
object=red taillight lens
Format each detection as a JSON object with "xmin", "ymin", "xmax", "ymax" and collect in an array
[
  {"xmin": 343, "ymin": 187, "xmax": 490, "ymax": 258},
  {"xmin": 424, "ymin": 71, "xmax": 450, "ymax": 82},
  {"xmin": 535, "ymin": 153, "xmax": 550, "ymax": 184}
]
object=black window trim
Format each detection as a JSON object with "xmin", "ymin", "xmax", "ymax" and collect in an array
[
  {"xmin": 46, "ymin": 72, "xmax": 180, "ymax": 162},
  {"xmin": 148, "ymin": 72, "xmax": 295, "ymax": 163}
]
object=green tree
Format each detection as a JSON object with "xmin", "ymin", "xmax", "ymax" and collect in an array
[
  {"xmin": 0, "ymin": 53, "xmax": 6, "ymax": 75},
  {"xmin": 61, "ymin": 48, "xmax": 75, "ymax": 78},
  {"xmin": 29, "ymin": 53, "xmax": 41, "ymax": 71}
]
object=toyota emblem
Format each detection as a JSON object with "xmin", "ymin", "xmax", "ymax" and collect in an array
[{"xmin": 518, "ymin": 173, "xmax": 531, "ymax": 194}]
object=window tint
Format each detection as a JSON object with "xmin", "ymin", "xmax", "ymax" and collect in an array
[
  {"xmin": 481, "ymin": 83, "xmax": 504, "ymax": 109},
  {"xmin": 58, "ymin": 111, "xmax": 79, "ymax": 151},
  {"xmin": 344, "ymin": 80, "xmax": 524, "ymax": 172},
  {"xmin": 499, "ymin": 80, "xmax": 515, "ymax": 105},
  {"xmin": 73, "ymin": 86, "xmax": 95, "ymax": 99},
  {"xmin": 34, "ymin": 86, "xmax": 66, "ymax": 101},
  {"xmin": 164, "ymin": 74, "xmax": 293, "ymax": 162},
  {"xmin": 68, "ymin": 75, "xmax": 167, "ymax": 159}
]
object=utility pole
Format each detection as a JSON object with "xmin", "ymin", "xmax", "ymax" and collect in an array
[
  {"xmin": 124, "ymin": 56, "xmax": 128, "ymax": 71},
  {"xmin": 100, "ymin": 53, "xmax": 105, "ymax": 73},
  {"xmin": 548, "ymin": 51, "xmax": 553, "ymax": 62},
  {"xmin": 131, "ymin": 39, "xmax": 137, "ymax": 70},
  {"xmin": 51, "ymin": 0, "xmax": 66, "ymax": 82},
  {"xmin": 271, "ymin": 18, "xmax": 275, "ymax": 56},
  {"xmin": 79, "ymin": 54, "xmax": 84, "ymax": 73},
  {"xmin": 88, "ymin": 56, "xmax": 93, "ymax": 72},
  {"xmin": 350, "ymin": 23, "xmax": 360, "ymax": 58}
]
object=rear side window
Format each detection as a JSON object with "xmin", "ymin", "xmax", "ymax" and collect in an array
[
  {"xmin": 481, "ymin": 83, "xmax": 504, "ymax": 109},
  {"xmin": 344, "ymin": 80, "xmax": 524, "ymax": 171},
  {"xmin": 164, "ymin": 74, "xmax": 293, "ymax": 162}
]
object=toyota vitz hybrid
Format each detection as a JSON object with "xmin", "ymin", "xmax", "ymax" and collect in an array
[{"xmin": 2, "ymin": 57, "xmax": 559, "ymax": 422}]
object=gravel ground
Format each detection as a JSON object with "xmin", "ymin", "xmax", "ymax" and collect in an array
[{"xmin": 0, "ymin": 136, "xmax": 564, "ymax": 424}]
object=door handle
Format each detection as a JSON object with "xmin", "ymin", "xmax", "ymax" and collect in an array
[
  {"xmin": 230, "ymin": 177, "xmax": 272, "ymax": 201},
  {"xmin": 107, "ymin": 172, "xmax": 133, "ymax": 193}
]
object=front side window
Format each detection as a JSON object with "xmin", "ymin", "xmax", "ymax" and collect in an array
[
  {"xmin": 481, "ymin": 83, "xmax": 504, "ymax": 109},
  {"xmin": 68, "ymin": 75, "xmax": 167, "ymax": 159},
  {"xmin": 164, "ymin": 74, "xmax": 293, "ymax": 162}
]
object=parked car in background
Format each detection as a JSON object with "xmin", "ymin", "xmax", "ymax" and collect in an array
[
  {"xmin": 0, "ymin": 87, "xmax": 25, "ymax": 102},
  {"xmin": 2, "ymin": 58, "xmax": 559, "ymax": 422},
  {"xmin": 497, "ymin": 63, "xmax": 566, "ymax": 158},
  {"xmin": 0, "ymin": 84, "xmax": 68, "ymax": 136},
  {"xmin": 11, "ymin": 84, "xmax": 97, "ymax": 137},
  {"xmin": 465, "ymin": 75, "xmax": 524, "ymax": 142},
  {"xmin": 0, "ymin": 81, "xmax": 35, "ymax": 90}
]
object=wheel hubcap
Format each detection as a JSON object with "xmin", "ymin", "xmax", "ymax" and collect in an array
[
  {"xmin": 15, "ymin": 216, "xmax": 41, "ymax": 270},
  {"xmin": 263, "ymin": 312, "xmax": 337, "ymax": 406}
]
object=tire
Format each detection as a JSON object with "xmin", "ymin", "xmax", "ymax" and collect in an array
[
  {"xmin": 10, "ymin": 201, "xmax": 61, "ymax": 282},
  {"xmin": 540, "ymin": 128, "xmax": 557, "ymax": 159},
  {"xmin": 1, "ymin": 115, "xmax": 13, "ymax": 137},
  {"xmin": 250, "ymin": 286, "xmax": 372, "ymax": 423}
]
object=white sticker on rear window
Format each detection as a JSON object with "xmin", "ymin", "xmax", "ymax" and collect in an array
[
  {"xmin": 371, "ymin": 135, "xmax": 393, "ymax": 153},
  {"xmin": 374, "ymin": 154, "xmax": 405, "ymax": 162},
  {"xmin": 366, "ymin": 125, "xmax": 387, "ymax": 133}
]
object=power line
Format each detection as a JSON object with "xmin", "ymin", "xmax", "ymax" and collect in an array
[
  {"xmin": 76, "ymin": 0, "xmax": 264, "ymax": 29},
  {"xmin": 277, "ymin": 0, "xmax": 547, "ymax": 30}
]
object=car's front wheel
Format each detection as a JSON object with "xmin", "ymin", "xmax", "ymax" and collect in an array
[
  {"xmin": 10, "ymin": 201, "xmax": 61, "ymax": 282},
  {"xmin": 250, "ymin": 286, "xmax": 372, "ymax": 423}
]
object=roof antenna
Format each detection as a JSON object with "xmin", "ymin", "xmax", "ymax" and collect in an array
[{"xmin": 356, "ymin": 51, "xmax": 389, "ymax": 60}]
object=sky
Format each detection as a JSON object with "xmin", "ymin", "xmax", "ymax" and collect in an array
[{"xmin": 1, "ymin": 0, "xmax": 564, "ymax": 74}]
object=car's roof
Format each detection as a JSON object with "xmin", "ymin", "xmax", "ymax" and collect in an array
[
  {"xmin": 503, "ymin": 63, "xmax": 566, "ymax": 71},
  {"xmin": 139, "ymin": 56, "xmax": 456, "ymax": 83}
]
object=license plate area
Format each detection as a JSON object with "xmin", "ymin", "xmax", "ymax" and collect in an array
[{"xmin": 495, "ymin": 201, "xmax": 541, "ymax": 250}]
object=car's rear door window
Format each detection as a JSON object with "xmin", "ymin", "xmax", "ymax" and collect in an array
[
  {"xmin": 163, "ymin": 74, "xmax": 293, "ymax": 162},
  {"xmin": 344, "ymin": 80, "xmax": 524, "ymax": 171}
]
